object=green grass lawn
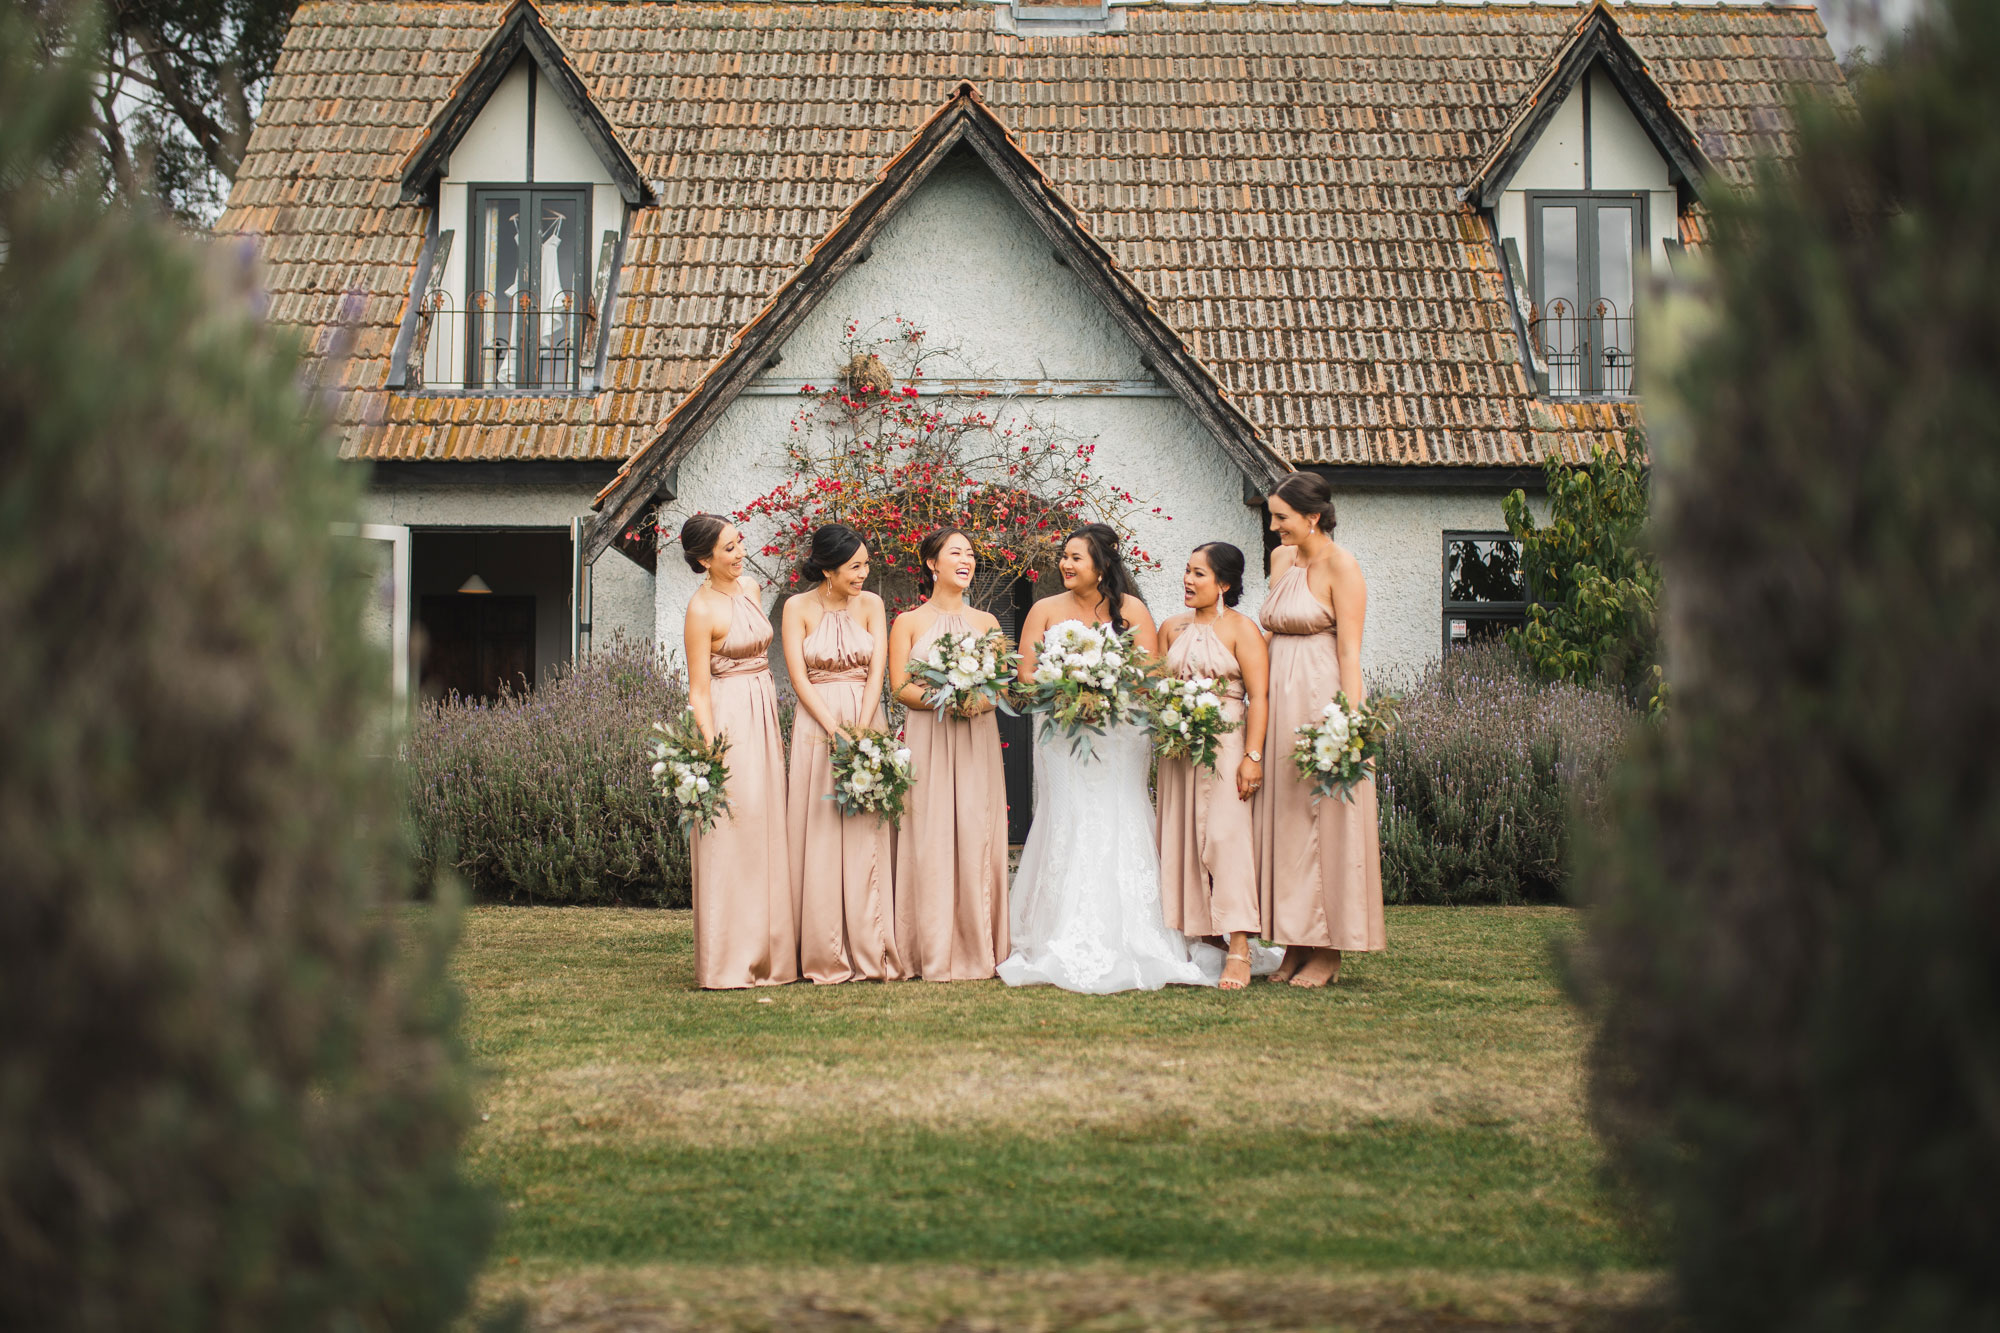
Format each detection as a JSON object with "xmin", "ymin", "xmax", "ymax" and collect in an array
[{"xmin": 457, "ymin": 906, "xmax": 1661, "ymax": 1331}]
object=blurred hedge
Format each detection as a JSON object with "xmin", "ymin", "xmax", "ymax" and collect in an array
[
  {"xmin": 1578, "ymin": 1, "xmax": 2000, "ymax": 1327},
  {"xmin": 0, "ymin": 10, "xmax": 491, "ymax": 1329},
  {"xmin": 1379, "ymin": 642, "xmax": 1633, "ymax": 905}
]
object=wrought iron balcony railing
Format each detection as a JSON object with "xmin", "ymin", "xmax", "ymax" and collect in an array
[
  {"xmin": 1531, "ymin": 297, "xmax": 1636, "ymax": 398},
  {"xmin": 405, "ymin": 289, "xmax": 595, "ymax": 392}
]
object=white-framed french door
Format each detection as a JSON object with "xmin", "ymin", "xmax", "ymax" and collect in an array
[{"xmin": 333, "ymin": 522, "xmax": 412, "ymax": 700}]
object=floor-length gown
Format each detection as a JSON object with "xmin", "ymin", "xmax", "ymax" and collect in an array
[
  {"xmin": 1254, "ymin": 563, "xmax": 1386, "ymax": 953},
  {"xmin": 689, "ymin": 591, "xmax": 798, "ymax": 989},
  {"xmin": 893, "ymin": 611, "xmax": 1009, "ymax": 980},
  {"xmin": 999, "ymin": 713, "xmax": 1217, "ymax": 993},
  {"xmin": 788, "ymin": 608, "xmax": 901, "ymax": 983},
  {"xmin": 1155, "ymin": 622, "xmax": 1261, "ymax": 939}
]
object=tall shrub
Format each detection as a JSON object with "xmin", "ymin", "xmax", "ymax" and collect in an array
[
  {"xmin": 405, "ymin": 639, "xmax": 695, "ymax": 905},
  {"xmin": 1377, "ymin": 643, "xmax": 1632, "ymax": 905},
  {"xmin": 1578, "ymin": 2, "xmax": 2000, "ymax": 1327},
  {"xmin": 0, "ymin": 12, "xmax": 490, "ymax": 1331},
  {"xmin": 1504, "ymin": 438, "xmax": 1665, "ymax": 713}
]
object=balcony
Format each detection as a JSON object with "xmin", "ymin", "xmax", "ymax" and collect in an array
[
  {"xmin": 403, "ymin": 289, "xmax": 596, "ymax": 394},
  {"xmin": 1531, "ymin": 297, "xmax": 1636, "ymax": 399}
]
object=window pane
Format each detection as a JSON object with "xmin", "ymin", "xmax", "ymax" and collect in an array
[
  {"xmin": 1538, "ymin": 205, "xmax": 1581, "ymax": 397},
  {"xmin": 1594, "ymin": 205, "xmax": 1637, "ymax": 394},
  {"xmin": 1446, "ymin": 538, "xmax": 1526, "ymax": 604},
  {"xmin": 535, "ymin": 195, "xmax": 582, "ymax": 301},
  {"xmin": 479, "ymin": 197, "xmax": 523, "ymax": 301}
]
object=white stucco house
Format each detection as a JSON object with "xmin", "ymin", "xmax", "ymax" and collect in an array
[{"xmin": 219, "ymin": 0, "xmax": 1843, "ymax": 708}]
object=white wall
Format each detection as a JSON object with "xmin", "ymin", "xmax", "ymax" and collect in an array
[
  {"xmin": 360, "ymin": 483, "xmax": 656, "ymax": 652},
  {"xmin": 1328, "ymin": 487, "xmax": 1548, "ymax": 684},
  {"xmin": 652, "ymin": 148, "xmax": 1269, "ymax": 651}
]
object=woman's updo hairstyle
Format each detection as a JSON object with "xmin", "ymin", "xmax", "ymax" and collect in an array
[
  {"xmin": 916, "ymin": 527, "xmax": 972, "ymax": 598},
  {"xmin": 799, "ymin": 523, "xmax": 864, "ymax": 586},
  {"xmin": 1194, "ymin": 541, "xmax": 1247, "ymax": 608},
  {"xmin": 1269, "ymin": 472, "xmax": 1336, "ymax": 534},
  {"xmin": 1064, "ymin": 522, "xmax": 1141, "ymax": 633},
  {"xmin": 679, "ymin": 512, "xmax": 730, "ymax": 575}
]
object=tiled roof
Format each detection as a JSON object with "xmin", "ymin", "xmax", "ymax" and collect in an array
[{"xmin": 218, "ymin": 0, "xmax": 1845, "ymax": 468}]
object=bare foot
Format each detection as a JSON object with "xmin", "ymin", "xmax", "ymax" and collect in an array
[
  {"xmin": 1289, "ymin": 948, "xmax": 1343, "ymax": 988},
  {"xmin": 1219, "ymin": 935, "xmax": 1252, "ymax": 991},
  {"xmin": 1271, "ymin": 945, "xmax": 1311, "ymax": 984}
]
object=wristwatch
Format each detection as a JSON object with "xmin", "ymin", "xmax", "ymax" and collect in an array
[{"xmin": 1246, "ymin": 749, "xmax": 1262, "ymax": 764}]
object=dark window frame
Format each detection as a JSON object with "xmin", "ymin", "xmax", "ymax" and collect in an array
[
  {"xmin": 465, "ymin": 183, "xmax": 593, "ymax": 391},
  {"xmin": 1527, "ymin": 190, "xmax": 1647, "ymax": 399},
  {"xmin": 1442, "ymin": 530, "xmax": 1530, "ymax": 654}
]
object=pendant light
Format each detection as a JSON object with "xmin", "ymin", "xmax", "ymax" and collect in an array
[{"xmin": 458, "ymin": 532, "xmax": 492, "ymax": 594}]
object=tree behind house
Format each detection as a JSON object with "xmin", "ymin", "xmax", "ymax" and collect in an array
[
  {"xmin": 0, "ymin": 14, "xmax": 491, "ymax": 1331},
  {"xmin": 1577, "ymin": 0, "xmax": 2000, "ymax": 1326}
]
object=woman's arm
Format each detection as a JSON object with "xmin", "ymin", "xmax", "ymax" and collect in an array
[
  {"xmin": 888, "ymin": 610, "xmax": 931, "ymax": 712},
  {"xmin": 1016, "ymin": 598, "xmax": 1052, "ymax": 684},
  {"xmin": 1121, "ymin": 595, "xmax": 1159, "ymax": 657},
  {"xmin": 859, "ymin": 593, "xmax": 890, "ymax": 728},
  {"xmin": 684, "ymin": 593, "xmax": 719, "ymax": 743},
  {"xmin": 781, "ymin": 596, "xmax": 840, "ymax": 737},
  {"xmin": 1327, "ymin": 548, "xmax": 1368, "ymax": 706},
  {"xmin": 1231, "ymin": 613, "xmax": 1271, "ymax": 802}
]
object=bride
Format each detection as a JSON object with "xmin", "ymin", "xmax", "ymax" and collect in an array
[{"xmin": 998, "ymin": 524, "xmax": 1224, "ymax": 993}]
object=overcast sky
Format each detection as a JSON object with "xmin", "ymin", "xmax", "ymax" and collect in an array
[{"xmin": 1812, "ymin": 0, "xmax": 1930, "ymax": 59}]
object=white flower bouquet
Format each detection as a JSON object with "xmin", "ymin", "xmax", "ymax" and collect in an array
[
  {"xmin": 1148, "ymin": 674, "xmax": 1239, "ymax": 773},
  {"xmin": 1290, "ymin": 691, "xmax": 1400, "ymax": 803},
  {"xmin": 650, "ymin": 710, "xmax": 732, "ymax": 835},
  {"xmin": 827, "ymin": 726, "xmax": 916, "ymax": 825},
  {"xmin": 1023, "ymin": 619, "xmax": 1158, "ymax": 758},
  {"xmin": 907, "ymin": 627, "xmax": 1019, "ymax": 718}
]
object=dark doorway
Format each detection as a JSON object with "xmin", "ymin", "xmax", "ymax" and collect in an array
[
  {"xmin": 983, "ymin": 575, "xmax": 1040, "ymax": 845},
  {"xmin": 410, "ymin": 529, "xmax": 573, "ymax": 702},
  {"xmin": 420, "ymin": 594, "xmax": 536, "ymax": 700}
]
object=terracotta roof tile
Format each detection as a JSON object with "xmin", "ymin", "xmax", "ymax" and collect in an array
[{"xmin": 218, "ymin": 0, "xmax": 1844, "ymax": 466}]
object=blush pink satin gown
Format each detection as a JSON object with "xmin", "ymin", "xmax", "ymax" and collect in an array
[
  {"xmin": 893, "ymin": 610, "xmax": 1010, "ymax": 981},
  {"xmin": 689, "ymin": 591, "xmax": 799, "ymax": 989},
  {"xmin": 787, "ymin": 608, "xmax": 902, "ymax": 984},
  {"xmin": 1254, "ymin": 563, "xmax": 1386, "ymax": 953},
  {"xmin": 1155, "ymin": 620, "xmax": 1261, "ymax": 939}
]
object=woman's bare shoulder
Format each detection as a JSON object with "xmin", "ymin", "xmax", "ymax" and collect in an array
[{"xmin": 1270, "ymin": 544, "xmax": 1299, "ymax": 573}]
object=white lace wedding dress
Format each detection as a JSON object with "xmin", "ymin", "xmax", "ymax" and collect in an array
[{"xmin": 998, "ymin": 721, "xmax": 1225, "ymax": 993}]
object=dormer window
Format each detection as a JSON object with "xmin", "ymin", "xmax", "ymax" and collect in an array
[
  {"xmin": 1463, "ymin": 9, "xmax": 1718, "ymax": 404},
  {"xmin": 1528, "ymin": 192, "xmax": 1642, "ymax": 397},
  {"xmin": 387, "ymin": 3, "xmax": 651, "ymax": 397},
  {"xmin": 455, "ymin": 186, "xmax": 593, "ymax": 390}
]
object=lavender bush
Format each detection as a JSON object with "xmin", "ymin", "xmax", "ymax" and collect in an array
[
  {"xmin": 1377, "ymin": 641, "xmax": 1635, "ymax": 904},
  {"xmin": 405, "ymin": 638, "xmax": 693, "ymax": 905}
]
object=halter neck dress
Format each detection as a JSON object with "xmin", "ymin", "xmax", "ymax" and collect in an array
[
  {"xmin": 1155, "ymin": 619, "xmax": 1261, "ymax": 939},
  {"xmin": 893, "ymin": 609, "xmax": 1010, "ymax": 981},
  {"xmin": 787, "ymin": 605, "xmax": 902, "ymax": 983},
  {"xmin": 1254, "ymin": 561, "xmax": 1385, "ymax": 954},
  {"xmin": 690, "ymin": 589, "xmax": 798, "ymax": 989}
]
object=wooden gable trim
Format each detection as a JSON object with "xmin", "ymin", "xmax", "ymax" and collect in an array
[
  {"xmin": 583, "ymin": 82, "xmax": 1289, "ymax": 566},
  {"xmin": 1462, "ymin": 2, "xmax": 1718, "ymax": 212},
  {"xmin": 398, "ymin": 0, "xmax": 651, "ymax": 207}
]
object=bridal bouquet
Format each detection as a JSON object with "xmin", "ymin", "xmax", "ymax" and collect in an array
[
  {"xmin": 1024, "ymin": 619, "xmax": 1157, "ymax": 758},
  {"xmin": 649, "ymin": 711, "xmax": 731, "ymax": 835},
  {"xmin": 1148, "ymin": 674, "xmax": 1239, "ymax": 773},
  {"xmin": 907, "ymin": 627, "xmax": 1019, "ymax": 717},
  {"xmin": 1290, "ymin": 692, "xmax": 1400, "ymax": 803},
  {"xmin": 827, "ymin": 726, "xmax": 916, "ymax": 825}
]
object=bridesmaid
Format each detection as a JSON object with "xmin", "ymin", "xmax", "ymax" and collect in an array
[
  {"xmin": 1255, "ymin": 473, "xmax": 1385, "ymax": 987},
  {"xmin": 680, "ymin": 513, "xmax": 797, "ymax": 989},
  {"xmin": 1155, "ymin": 542, "xmax": 1269, "ymax": 991},
  {"xmin": 781, "ymin": 523, "xmax": 901, "ymax": 984},
  {"xmin": 887, "ymin": 528, "xmax": 1010, "ymax": 981}
]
